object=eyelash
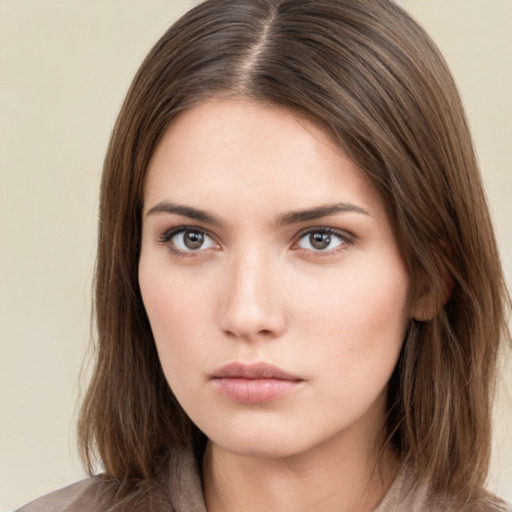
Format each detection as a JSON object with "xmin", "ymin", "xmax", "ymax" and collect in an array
[
  {"xmin": 158, "ymin": 226, "xmax": 354, "ymax": 258},
  {"xmin": 293, "ymin": 227, "xmax": 353, "ymax": 256},
  {"xmin": 158, "ymin": 226, "xmax": 218, "ymax": 258}
]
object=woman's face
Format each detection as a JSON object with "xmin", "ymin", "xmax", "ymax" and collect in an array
[{"xmin": 139, "ymin": 98, "xmax": 415, "ymax": 459}]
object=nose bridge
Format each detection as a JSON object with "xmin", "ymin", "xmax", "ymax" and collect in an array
[{"xmin": 219, "ymin": 244, "xmax": 285, "ymax": 340}]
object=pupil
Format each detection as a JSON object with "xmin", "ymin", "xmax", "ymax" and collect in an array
[
  {"xmin": 184, "ymin": 231, "xmax": 204, "ymax": 250},
  {"xmin": 310, "ymin": 232, "xmax": 330, "ymax": 250}
]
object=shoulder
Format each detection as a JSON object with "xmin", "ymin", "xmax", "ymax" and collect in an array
[
  {"xmin": 375, "ymin": 465, "xmax": 511, "ymax": 512},
  {"xmin": 14, "ymin": 474, "xmax": 179, "ymax": 512},
  {"xmin": 15, "ymin": 477, "xmax": 110, "ymax": 512},
  {"xmin": 15, "ymin": 446, "xmax": 206, "ymax": 512},
  {"xmin": 466, "ymin": 495, "xmax": 512, "ymax": 512},
  {"xmin": 14, "ymin": 475, "xmax": 173, "ymax": 512}
]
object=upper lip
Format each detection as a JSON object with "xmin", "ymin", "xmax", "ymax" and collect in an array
[{"xmin": 211, "ymin": 362, "xmax": 303, "ymax": 381}]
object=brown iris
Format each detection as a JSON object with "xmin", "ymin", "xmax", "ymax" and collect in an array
[
  {"xmin": 310, "ymin": 232, "xmax": 331, "ymax": 250},
  {"xmin": 183, "ymin": 230, "xmax": 205, "ymax": 250}
]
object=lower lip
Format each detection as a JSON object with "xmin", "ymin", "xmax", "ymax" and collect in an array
[{"xmin": 212, "ymin": 378, "xmax": 301, "ymax": 404}]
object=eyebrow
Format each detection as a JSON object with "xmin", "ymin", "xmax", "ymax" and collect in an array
[
  {"xmin": 145, "ymin": 201, "xmax": 370, "ymax": 226},
  {"xmin": 146, "ymin": 201, "xmax": 222, "ymax": 225},
  {"xmin": 277, "ymin": 202, "xmax": 371, "ymax": 226}
]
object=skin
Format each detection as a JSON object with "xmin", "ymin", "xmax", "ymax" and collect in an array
[{"xmin": 139, "ymin": 98, "xmax": 423, "ymax": 512}]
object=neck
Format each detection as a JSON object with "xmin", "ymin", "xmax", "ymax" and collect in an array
[{"xmin": 202, "ymin": 429, "xmax": 400, "ymax": 512}]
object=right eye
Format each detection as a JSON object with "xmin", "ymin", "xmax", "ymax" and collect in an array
[{"xmin": 160, "ymin": 227, "xmax": 219, "ymax": 255}]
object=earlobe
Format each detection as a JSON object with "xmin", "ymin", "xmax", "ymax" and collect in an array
[
  {"xmin": 411, "ymin": 259, "xmax": 454, "ymax": 322},
  {"xmin": 411, "ymin": 294, "xmax": 438, "ymax": 322}
]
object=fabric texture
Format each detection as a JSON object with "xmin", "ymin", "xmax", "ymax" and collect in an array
[{"xmin": 16, "ymin": 446, "xmax": 511, "ymax": 512}]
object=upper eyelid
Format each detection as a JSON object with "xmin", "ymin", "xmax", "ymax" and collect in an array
[
  {"xmin": 158, "ymin": 224, "xmax": 351, "ymax": 236},
  {"xmin": 294, "ymin": 226, "xmax": 354, "ymax": 242},
  {"xmin": 159, "ymin": 225, "xmax": 214, "ymax": 241}
]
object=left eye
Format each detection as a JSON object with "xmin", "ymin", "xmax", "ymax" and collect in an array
[
  {"xmin": 168, "ymin": 228, "xmax": 217, "ymax": 252},
  {"xmin": 296, "ymin": 229, "xmax": 346, "ymax": 252}
]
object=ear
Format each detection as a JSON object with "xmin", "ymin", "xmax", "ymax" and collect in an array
[{"xmin": 411, "ymin": 251, "xmax": 454, "ymax": 322}]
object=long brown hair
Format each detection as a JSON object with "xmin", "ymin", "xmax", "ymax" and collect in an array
[{"xmin": 79, "ymin": 0, "xmax": 510, "ymax": 504}]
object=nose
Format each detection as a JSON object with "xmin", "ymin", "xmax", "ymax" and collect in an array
[{"xmin": 219, "ymin": 249, "xmax": 286, "ymax": 342}]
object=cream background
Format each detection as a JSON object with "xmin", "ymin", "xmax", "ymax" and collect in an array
[{"xmin": 0, "ymin": 0, "xmax": 510, "ymax": 510}]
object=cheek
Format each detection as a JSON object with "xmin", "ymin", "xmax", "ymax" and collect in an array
[
  {"xmin": 288, "ymin": 263, "xmax": 409, "ymax": 429},
  {"xmin": 138, "ymin": 253, "xmax": 216, "ymax": 381},
  {"xmin": 292, "ymin": 256, "xmax": 410, "ymax": 375}
]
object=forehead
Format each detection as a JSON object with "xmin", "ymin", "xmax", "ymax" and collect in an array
[{"xmin": 144, "ymin": 98, "xmax": 384, "ymax": 224}]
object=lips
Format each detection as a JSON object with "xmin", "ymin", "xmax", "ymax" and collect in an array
[{"xmin": 210, "ymin": 362, "xmax": 304, "ymax": 404}]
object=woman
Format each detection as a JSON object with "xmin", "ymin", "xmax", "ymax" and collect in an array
[{"xmin": 18, "ymin": 0, "xmax": 510, "ymax": 510}]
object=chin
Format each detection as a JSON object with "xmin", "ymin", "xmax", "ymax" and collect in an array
[
  {"xmin": 212, "ymin": 436, "xmax": 304, "ymax": 459},
  {"xmin": 203, "ymin": 420, "xmax": 331, "ymax": 460}
]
